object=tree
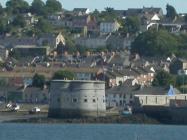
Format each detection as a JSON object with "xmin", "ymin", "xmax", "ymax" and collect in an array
[
  {"xmin": 32, "ymin": 74, "xmax": 45, "ymax": 88},
  {"xmin": 131, "ymin": 30, "xmax": 179, "ymax": 57},
  {"xmin": 0, "ymin": 19, "xmax": 7, "ymax": 34},
  {"xmin": 118, "ymin": 16, "xmax": 140, "ymax": 36},
  {"xmin": 45, "ymin": 0, "xmax": 62, "ymax": 14},
  {"xmin": 0, "ymin": 78, "xmax": 8, "ymax": 87},
  {"xmin": 176, "ymin": 75, "xmax": 187, "ymax": 87},
  {"xmin": 12, "ymin": 15, "xmax": 26, "ymax": 28},
  {"xmin": 105, "ymin": 7, "xmax": 114, "ymax": 13},
  {"xmin": 125, "ymin": 16, "xmax": 140, "ymax": 34},
  {"xmin": 67, "ymin": 46, "xmax": 77, "ymax": 54},
  {"xmin": 91, "ymin": 9, "xmax": 100, "ymax": 17},
  {"xmin": 77, "ymin": 45, "xmax": 87, "ymax": 55},
  {"xmin": 99, "ymin": 7, "xmax": 118, "ymax": 21},
  {"xmin": 65, "ymin": 36, "xmax": 75, "ymax": 48},
  {"xmin": 30, "ymin": 0, "xmax": 46, "ymax": 15},
  {"xmin": 118, "ymin": 19, "xmax": 128, "ymax": 37},
  {"xmin": 152, "ymin": 70, "xmax": 175, "ymax": 87},
  {"xmin": 166, "ymin": 4, "xmax": 177, "ymax": 21},
  {"xmin": 0, "ymin": 4, "xmax": 4, "ymax": 15},
  {"xmin": 35, "ymin": 18, "xmax": 52, "ymax": 34},
  {"xmin": 6, "ymin": 0, "xmax": 29, "ymax": 14},
  {"xmin": 53, "ymin": 70, "xmax": 75, "ymax": 80}
]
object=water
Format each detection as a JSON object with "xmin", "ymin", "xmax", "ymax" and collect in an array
[{"xmin": 0, "ymin": 123, "xmax": 187, "ymax": 140}]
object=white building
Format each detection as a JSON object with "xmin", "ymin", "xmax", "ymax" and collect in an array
[
  {"xmin": 100, "ymin": 21, "xmax": 120, "ymax": 34},
  {"xmin": 135, "ymin": 94, "xmax": 187, "ymax": 106},
  {"xmin": 134, "ymin": 86, "xmax": 182, "ymax": 106},
  {"xmin": 106, "ymin": 84, "xmax": 182, "ymax": 109},
  {"xmin": 106, "ymin": 79, "xmax": 139, "ymax": 108},
  {"xmin": 0, "ymin": 45, "xmax": 8, "ymax": 61}
]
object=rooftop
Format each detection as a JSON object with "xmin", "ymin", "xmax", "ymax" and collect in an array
[{"xmin": 51, "ymin": 80, "xmax": 105, "ymax": 83}]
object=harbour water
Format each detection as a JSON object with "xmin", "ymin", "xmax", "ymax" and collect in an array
[{"xmin": 0, "ymin": 123, "xmax": 186, "ymax": 140}]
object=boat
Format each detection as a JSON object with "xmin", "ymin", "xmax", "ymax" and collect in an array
[{"xmin": 122, "ymin": 106, "xmax": 132, "ymax": 115}]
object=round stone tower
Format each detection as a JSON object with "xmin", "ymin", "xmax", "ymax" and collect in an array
[{"xmin": 48, "ymin": 80, "xmax": 106, "ymax": 118}]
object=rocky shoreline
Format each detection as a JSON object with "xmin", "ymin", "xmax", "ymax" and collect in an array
[{"xmin": 3, "ymin": 114, "xmax": 160, "ymax": 124}]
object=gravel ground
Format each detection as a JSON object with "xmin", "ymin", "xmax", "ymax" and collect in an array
[
  {"xmin": 0, "ymin": 111, "xmax": 48, "ymax": 122},
  {"xmin": 0, "ymin": 103, "xmax": 48, "ymax": 122}
]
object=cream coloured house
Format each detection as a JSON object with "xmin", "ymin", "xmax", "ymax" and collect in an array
[{"xmin": 56, "ymin": 32, "xmax": 65, "ymax": 47}]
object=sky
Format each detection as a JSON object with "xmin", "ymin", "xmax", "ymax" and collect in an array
[{"xmin": 0, "ymin": 0, "xmax": 187, "ymax": 13}]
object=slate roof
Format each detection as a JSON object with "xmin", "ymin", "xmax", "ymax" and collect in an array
[
  {"xmin": 142, "ymin": 7, "xmax": 163, "ymax": 15},
  {"xmin": 106, "ymin": 82, "xmax": 139, "ymax": 95},
  {"xmin": 124, "ymin": 8, "xmax": 142, "ymax": 16},
  {"xmin": 134, "ymin": 87, "xmax": 181, "ymax": 95},
  {"xmin": 73, "ymin": 8, "xmax": 88, "ymax": 12},
  {"xmin": 106, "ymin": 85, "xmax": 181, "ymax": 96},
  {"xmin": 24, "ymin": 87, "xmax": 48, "ymax": 95},
  {"xmin": 112, "ymin": 68, "xmax": 139, "ymax": 77}
]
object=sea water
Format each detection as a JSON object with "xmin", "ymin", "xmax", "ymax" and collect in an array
[{"xmin": 0, "ymin": 123, "xmax": 186, "ymax": 140}]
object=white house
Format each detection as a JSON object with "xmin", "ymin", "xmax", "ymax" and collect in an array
[
  {"xmin": 106, "ymin": 79, "xmax": 139, "ymax": 108},
  {"xmin": 100, "ymin": 21, "xmax": 120, "ymax": 34}
]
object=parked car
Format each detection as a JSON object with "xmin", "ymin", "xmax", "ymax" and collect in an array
[
  {"xmin": 29, "ymin": 107, "xmax": 41, "ymax": 114},
  {"xmin": 11, "ymin": 104, "xmax": 20, "ymax": 112}
]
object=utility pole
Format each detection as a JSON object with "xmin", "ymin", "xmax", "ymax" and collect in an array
[
  {"xmin": 183, "ymin": 74, "xmax": 185, "ymax": 94},
  {"xmin": 97, "ymin": 97, "xmax": 98, "ymax": 117}
]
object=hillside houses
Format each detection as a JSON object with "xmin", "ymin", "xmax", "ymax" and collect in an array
[
  {"xmin": 105, "ymin": 66, "xmax": 155, "ymax": 88},
  {"xmin": 75, "ymin": 34, "xmax": 134, "ymax": 49},
  {"xmin": 0, "ymin": 5, "xmax": 186, "ymax": 99},
  {"xmin": 72, "ymin": 15, "xmax": 98, "ymax": 33},
  {"xmin": 0, "ymin": 85, "xmax": 49, "ymax": 103}
]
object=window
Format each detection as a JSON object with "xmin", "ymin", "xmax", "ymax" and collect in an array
[
  {"xmin": 57, "ymin": 98, "xmax": 60, "ymax": 103},
  {"xmin": 130, "ymin": 94, "xmax": 133, "ymax": 99},
  {"xmin": 120, "ymin": 100, "xmax": 122, "ymax": 106},
  {"xmin": 123, "ymin": 95, "xmax": 126, "ymax": 99},
  {"xmin": 72, "ymin": 98, "xmax": 78, "ymax": 103},
  {"xmin": 84, "ymin": 99, "xmax": 88, "ymax": 102}
]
